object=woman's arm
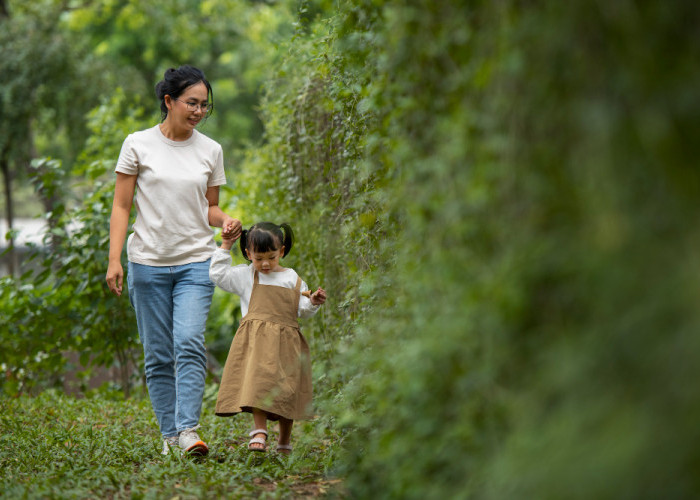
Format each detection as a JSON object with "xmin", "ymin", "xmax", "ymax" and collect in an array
[
  {"xmin": 106, "ymin": 173, "xmax": 137, "ymax": 296},
  {"xmin": 206, "ymin": 185, "xmax": 242, "ymax": 239}
]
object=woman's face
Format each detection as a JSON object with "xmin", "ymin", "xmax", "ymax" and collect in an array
[{"xmin": 166, "ymin": 82, "xmax": 209, "ymax": 132}]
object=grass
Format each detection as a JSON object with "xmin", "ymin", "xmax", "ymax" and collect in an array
[{"xmin": 0, "ymin": 388, "xmax": 345, "ymax": 499}]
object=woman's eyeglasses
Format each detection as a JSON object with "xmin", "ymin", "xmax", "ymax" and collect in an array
[{"xmin": 175, "ymin": 98, "xmax": 211, "ymax": 113}]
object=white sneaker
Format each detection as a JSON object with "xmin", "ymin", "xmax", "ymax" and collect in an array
[
  {"xmin": 161, "ymin": 436, "xmax": 180, "ymax": 455},
  {"xmin": 178, "ymin": 426, "xmax": 209, "ymax": 456}
]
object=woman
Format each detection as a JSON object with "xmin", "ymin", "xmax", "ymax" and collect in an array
[{"xmin": 105, "ymin": 65, "xmax": 241, "ymax": 456}]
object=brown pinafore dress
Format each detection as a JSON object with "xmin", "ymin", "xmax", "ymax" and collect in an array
[{"xmin": 215, "ymin": 270, "xmax": 313, "ymax": 421}]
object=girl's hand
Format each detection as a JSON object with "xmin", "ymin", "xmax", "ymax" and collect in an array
[
  {"xmin": 222, "ymin": 217, "xmax": 242, "ymax": 241},
  {"xmin": 309, "ymin": 287, "xmax": 326, "ymax": 306}
]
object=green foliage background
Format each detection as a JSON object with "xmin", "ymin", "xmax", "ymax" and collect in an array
[
  {"xmin": 2, "ymin": 0, "xmax": 700, "ymax": 497},
  {"xmin": 234, "ymin": 0, "xmax": 700, "ymax": 497}
]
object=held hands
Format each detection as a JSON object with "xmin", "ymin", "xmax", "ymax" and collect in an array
[
  {"xmin": 302, "ymin": 287, "xmax": 327, "ymax": 306},
  {"xmin": 221, "ymin": 217, "xmax": 242, "ymax": 249}
]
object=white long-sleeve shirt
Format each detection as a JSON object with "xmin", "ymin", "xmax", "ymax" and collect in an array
[{"xmin": 209, "ymin": 247, "xmax": 320, "ymax": 318}]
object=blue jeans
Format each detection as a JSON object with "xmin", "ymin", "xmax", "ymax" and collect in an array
[{"xmin": 127, "ymin": 260, "xmax": 214, "ymax": 438}]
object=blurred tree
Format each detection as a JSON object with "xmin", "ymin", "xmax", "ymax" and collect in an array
[
  {"xmin": 63, "ymin": 0, "xmax": 295, "ymax": 154},
  {"xmin": 0, "ymin": 0, "xmax": 106, "ymax": 273},
  {"xmin": 1, "ymin": 0, "xmax": 296, "ymax": 277}
]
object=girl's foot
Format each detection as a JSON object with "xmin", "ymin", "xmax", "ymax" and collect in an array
[
  {"xmin": 248, "ymin": 429, "xmax": 268, "ymax": 452},
  {"xmin": 276, "ymin": 443, "xmax": 292, "ymax": 455}
]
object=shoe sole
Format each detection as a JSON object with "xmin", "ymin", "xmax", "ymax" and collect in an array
[{"xmin": 184, "ymin": 441, "xmax": 209, "ymax": 456}]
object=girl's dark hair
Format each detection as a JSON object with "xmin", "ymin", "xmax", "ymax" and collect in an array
[
  {"xmin": 240, "ymin": 222, "xmax": 294, "ymax": 261},
  {"xmin": 154, "ymin": 65, "xmax": 214, "ymax": 121}
]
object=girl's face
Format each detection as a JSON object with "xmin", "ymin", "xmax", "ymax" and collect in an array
[
  {"xmin": 166, "ymin": 81, "xmax": 208, "ymax": 132},
  {"xmin": 246, "ymin": 247, "xmax": 285, "ymax": 274}
]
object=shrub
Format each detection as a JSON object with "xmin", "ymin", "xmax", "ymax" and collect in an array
[{"xmin": 0, "ymin": 90, "xmax": 149, "ymax": 397}]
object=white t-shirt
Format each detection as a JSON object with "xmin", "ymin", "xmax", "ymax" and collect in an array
[
  {"xmin": 115, "ymin": 125, "xmax": 227, "ymax": 266},
  {"xmin": 209, "ymin": 248, "xmax": 320, "ymax": 318}
]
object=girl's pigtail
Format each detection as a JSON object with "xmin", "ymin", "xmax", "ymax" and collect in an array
[
  {"xmin": 280, "ymin": 223, "xmax": 294, "ymax": 258},
  {"xmin": 239, "ymin": 229, "xmax": 250, "ymax": 261}
]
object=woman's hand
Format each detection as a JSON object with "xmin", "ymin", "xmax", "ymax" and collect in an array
[{"xmin": 106, "ymin": 261, "xmax": 124, "ymax": 296}]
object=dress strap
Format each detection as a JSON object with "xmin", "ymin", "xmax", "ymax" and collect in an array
[
  {"xmin": 254, "ymin": 270, "xmax": 259, "ymax": 285},
  {"xmin": 293, "ymin": 276, "xmax": 302, "ymax": 313}
]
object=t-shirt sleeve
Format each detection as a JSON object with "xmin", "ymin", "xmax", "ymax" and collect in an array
[
  {"xmin": 208, "ymin": 146, "xmax": 226, "ymax": 187},
  {"xmin": 115, "ymin": 134, "xmax": 139, "ymax": 175}
]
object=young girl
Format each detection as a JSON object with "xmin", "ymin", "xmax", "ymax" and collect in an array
[{"xmin": 209, "ymin": 222, "xmax": 326, "ymax": 454}]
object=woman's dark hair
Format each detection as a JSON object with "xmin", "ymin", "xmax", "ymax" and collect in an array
[
  {"xmin": 240, "ymin": 222, "xmax": 294, "ymax": 261},
  {"xmin": 155, "ymin": 65, "xmax": 214, "ymax": 121}
]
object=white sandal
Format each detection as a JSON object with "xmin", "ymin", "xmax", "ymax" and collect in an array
[
  {"xmin": 248, "ymin": 429, "xmax": 268, "ymax": 452},
  {"xmin": 276, "ymin": 443, "xmax": 292, "ymax": 454}
]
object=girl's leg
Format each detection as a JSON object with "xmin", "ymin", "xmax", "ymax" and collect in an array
[
  {"xmin": 277, "ymin": 417, "xmax": 294, "ymax": 454},
  {"xmin": 127, "ymin": 262, "xmax": 177, "ymax": 438},
  {"xmin": 250, "ymin": 408, "xmax": 268, "ymax": 451},
  {"xmin": 171, "ymin": 261, "xmax": 213, "ymax": 433}
]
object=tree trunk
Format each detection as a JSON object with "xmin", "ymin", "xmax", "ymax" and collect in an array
[
  {"xmin": 1, "ymin": 151, "xmax": 18, "ymax": 277},
  {"xmin": 32, "ymin": 160, "xmax": 64, "ymax": 255},
  {"xmin": 116, "ymin": 346, "xmax": 131, "ymax": 399}
]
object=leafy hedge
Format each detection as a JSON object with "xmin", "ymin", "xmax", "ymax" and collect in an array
[
  {"xmin": 229, "ymin": 6, "xmax": 383, "ymax": 403},
  {"xmin": 232, "ymin": 0, "xmax": 700, "ymax": 497}
]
